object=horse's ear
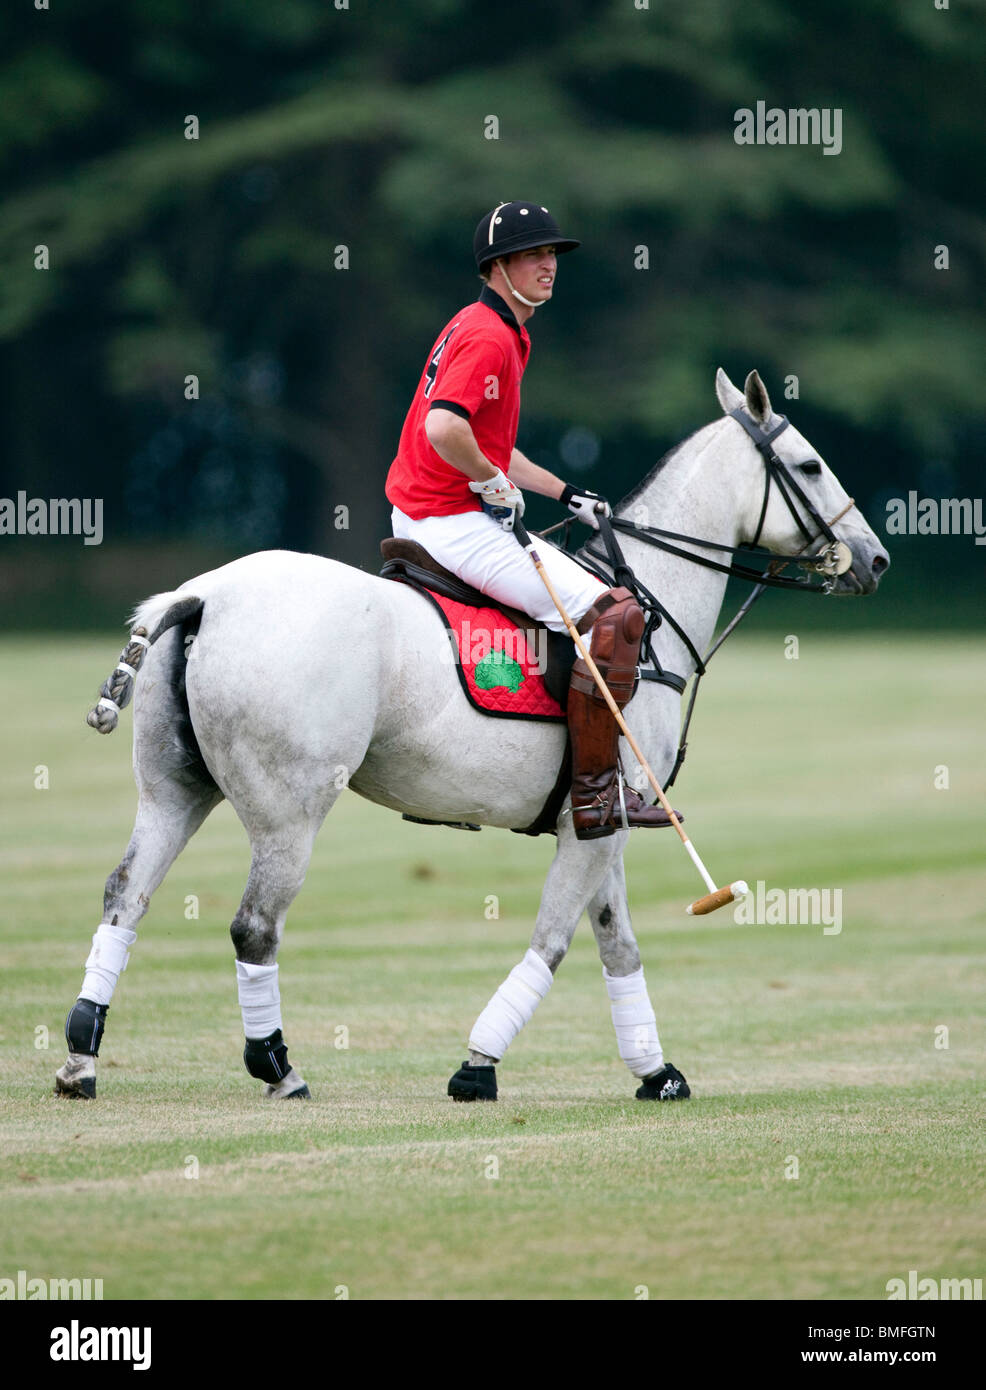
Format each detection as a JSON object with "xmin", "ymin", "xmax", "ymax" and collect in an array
[
  {"xmin": 715, "ymin": 368, "xmax": 744, "ymax": 415},
  {"xmin": 744, "ymin": 370, "xmax": 772, "ymax": 423}
]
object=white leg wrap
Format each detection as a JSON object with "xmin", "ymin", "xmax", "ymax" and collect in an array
[
  {"xmin": 469, "ymin": 949, "xmax": 553, "ymax": 1062},
  {"xmin": 80, "ymin": 923, "xmax": 138, "ymax": 1006},
  {"xmin": 604, "ymin": 965, "xmax": 663, "ymax": 1079},
  {"xmin": 236, "ymin": 960, "xmax": 282, "ymax": 1040}
]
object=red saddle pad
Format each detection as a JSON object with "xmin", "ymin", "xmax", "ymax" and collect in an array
[{"xmin": 423, "ymin": 590, "xmax": 566, "ymax": 722}]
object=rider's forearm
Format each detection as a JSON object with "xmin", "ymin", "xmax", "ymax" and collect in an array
[
  {"xmin": 508, "ymin": 449, "xmax": 565, "ymax": 500},
  {"xmin": 424, "ymin": 409, "xmax": 499, "ymax": 483}
]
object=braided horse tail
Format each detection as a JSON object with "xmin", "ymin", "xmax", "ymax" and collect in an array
[{"xmin": 86, "ymin": 594, "xmax": 204, "ymax": 734}]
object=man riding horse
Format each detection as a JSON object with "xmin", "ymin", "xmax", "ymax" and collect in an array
[{"xmin": 386, "ymin": 201, "xmax": 675, "ymax": 839}]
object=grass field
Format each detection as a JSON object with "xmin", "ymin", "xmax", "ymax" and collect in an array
[{"xmin": 1, "ymin": 632, "xmax": 984, "ymax": 1301}]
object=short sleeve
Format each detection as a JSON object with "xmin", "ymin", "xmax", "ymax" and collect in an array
[{"xmin": 431, "ymin": 331, "xmax": 507, "ymax": 418}]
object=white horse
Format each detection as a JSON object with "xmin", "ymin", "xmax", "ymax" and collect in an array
[{"xmin": 55, "ymin": 369, "xmax": 888, "ymax": 1101}]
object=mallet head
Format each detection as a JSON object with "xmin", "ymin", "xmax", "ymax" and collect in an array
[{"xmin": 686, "ymin": 880, "xmax": 750, "ymax": 916}]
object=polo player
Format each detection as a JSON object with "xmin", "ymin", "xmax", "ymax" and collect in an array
[{"xmin": 386, "ymin": 201, "xmax": 676, "ymax": 839}]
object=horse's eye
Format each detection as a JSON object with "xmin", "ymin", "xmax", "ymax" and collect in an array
[{"xmin": 798, "ymin": 461, "xmax": 822, "ymax": 477}]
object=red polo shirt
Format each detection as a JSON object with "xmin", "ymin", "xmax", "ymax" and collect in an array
[{"xmin": 386, "ymin": 286, "xmax": 531, "ymax": 518}]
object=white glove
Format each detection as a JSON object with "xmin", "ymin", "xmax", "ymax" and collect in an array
[
  {"xmin": 469, "ymin": 468, "xmax": 525, "ymax": 530},
  {"xmin": 560, "ymin": 483, "xmax": 612, "ymax": 530}
]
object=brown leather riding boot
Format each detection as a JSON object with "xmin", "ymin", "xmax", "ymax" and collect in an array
[{"xmin": 568, "ymin": 588, "xmax": 681, "ymax": 840}]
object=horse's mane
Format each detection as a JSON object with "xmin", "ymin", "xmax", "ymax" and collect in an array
[{"xmin": 615, "ymin": 424, "xmax": 710, "ymax": 516}]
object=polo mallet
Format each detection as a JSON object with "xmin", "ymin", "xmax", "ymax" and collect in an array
[{"xmin": 513, "ymin": 516, "xmax": 748, "ymax": 916}]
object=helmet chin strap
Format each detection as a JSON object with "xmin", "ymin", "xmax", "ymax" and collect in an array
[{"xmin": 496, "ymin": 258, "xmax": 543, "ymax": 310}]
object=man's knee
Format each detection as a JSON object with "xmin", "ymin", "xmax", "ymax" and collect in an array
[{"xmin": 571, "ymin": 587, "xmax": 645, "ymax": 705}]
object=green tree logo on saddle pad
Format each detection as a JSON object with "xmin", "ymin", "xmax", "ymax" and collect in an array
[{"xmin": 474, "ymin": 647, "xmax": 526, "ymax": 693}]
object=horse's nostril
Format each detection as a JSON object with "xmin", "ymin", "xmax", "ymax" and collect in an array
[{"xmin": 872, "ymin": 554, "xmax": 889, "ymax": 576}]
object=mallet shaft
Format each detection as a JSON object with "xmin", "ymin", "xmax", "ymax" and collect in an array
[
  {"xmin": 682, "ymin": 837, "xmax": 718, "ymax": 894},
  {"xmin": 516, "ymin": 527, "xmax": 685, "ymax": 840}
]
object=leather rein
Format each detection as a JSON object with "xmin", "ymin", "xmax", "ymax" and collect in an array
[{"xmin": 542, "ymin": 410, "xmax": 856, "ymax": 789}]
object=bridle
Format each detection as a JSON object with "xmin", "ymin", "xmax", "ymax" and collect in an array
[
  {"xmin": 733, "ymin": 409, "xmax": 854, "ymax": 579},
  {"xmin": 545, "ymin": 409, "xmax": 858, "ymax": 787},
  {"xmin": 580, "ymin": 410, "xmax": 855, "ymax": 601}
]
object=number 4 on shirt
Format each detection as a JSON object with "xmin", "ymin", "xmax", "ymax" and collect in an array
[{"xmin": 423, "ymin": 326, "xmax": 458, "ymax": 399}]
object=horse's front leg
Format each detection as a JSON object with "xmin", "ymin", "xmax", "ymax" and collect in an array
[
  {"xmin": 448, "ymin": 821, "xmax": 625, "ymax": 1101},
  {"xmin": 587, "ymin": 857, "xmax": 690, "ymax": 1101}
]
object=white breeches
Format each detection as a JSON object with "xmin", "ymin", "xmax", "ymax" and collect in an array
[{"xmin": 391, "ymin": 506, "xmax": 606, "ymax": 632}]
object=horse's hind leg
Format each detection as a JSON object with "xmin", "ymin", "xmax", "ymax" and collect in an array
[
  {"xmin": 587, "ymin": 858, "xmax": 690, "ymax": 1101},
  {"xmin": 230, "ymin": 821, "xmax": 323, "ymax": 1100},
  {"xmin": 55, "ymin": 775, "xmax": 222, "ymax": 1097}
]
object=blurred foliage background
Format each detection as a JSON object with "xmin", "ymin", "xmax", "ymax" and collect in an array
[{"xmin": 1, "ymin": 0, "xmax": 984, "ymax": 629}]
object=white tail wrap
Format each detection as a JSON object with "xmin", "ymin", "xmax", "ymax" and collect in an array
[
  {"xmin": 603, "ymin": 965, "xmax": 663, "ymax": 1079},
  {"xmin": 469, "ymin": 948, "xmax": 553, "ymax": 1062},
  {"xmin": 81, "ymin": 923, "xmax": 138, "ymax": 1006},
  {"xmin": 236, "ymin": 960, "xmax": 282, "ymax": 1040}
]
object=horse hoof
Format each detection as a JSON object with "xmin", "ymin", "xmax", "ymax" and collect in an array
[
  {"xmin": 54, "ymin": 1056, "xmax": 97, "ymax": 1099},
  {"xmin": 264, "ymin": 1083, "xmax": 311, "ymax": 1100},
  {"xmin": 635, "ymin": 1063, "xmax": 690, "ymax": 1101},
  {"xmin": 448, "ymin": 1061, "xmax": 497, "ymax": 1102},
  {"xmin": 264, "ymin": 1068, "xmax": 311, "ymax": 1100},
  {"xmin": 54, "ymin": 1073, "xmax": 96, "ymax": 1099}
]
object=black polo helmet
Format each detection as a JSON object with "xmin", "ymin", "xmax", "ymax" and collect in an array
[{"xmin": 473, "ymin": 201, "xmax": 580, "ymax": 271}]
